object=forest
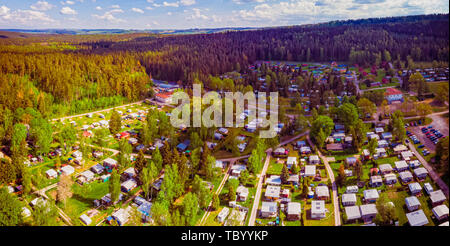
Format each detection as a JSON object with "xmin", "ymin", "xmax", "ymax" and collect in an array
[
  {"xmin": 80, "ymin": 14, "xmax": 449, "ymax": 85},
  {"xmin": 0, "ymin": 13, "xmax": 448, "ymax": 139}
]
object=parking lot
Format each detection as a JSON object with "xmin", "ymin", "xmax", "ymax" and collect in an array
[{"xmin": 408, "ymin": 123, "xmax": 446, "ymax": 152}]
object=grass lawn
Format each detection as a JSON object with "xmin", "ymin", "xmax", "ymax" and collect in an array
[
  {"xmin": 58, "ymin": 181, "xmax": 110, "ymax": 223},
  {"xmin": 267, "ymin": 159, "xmax": 283, "ymax": 175},
  {"xmin": 303, "ymin": 200, "xmax": 335, "ymax": 226}
]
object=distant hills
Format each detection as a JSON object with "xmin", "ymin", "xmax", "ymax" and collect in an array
[
  {"xmin": 0, "ymin": 27, "xmax": 259, "ymax": 35},
  {"xmin": 1, "ymin": 13, "xmax": 447, "ymax": 36}
]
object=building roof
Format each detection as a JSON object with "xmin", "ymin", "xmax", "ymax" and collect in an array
[
  {"xmin": 395, "ymin": 160, "xmax": 408, "ymax": 169},
  {"xmin": 46, "ymin": 169, "xmax": 57, "ymax": 176},
  {"xmin": 316, "ymin": 186, "xmax": 330, "ymax": 198},
  {"xmin": 265, "ymin": 185, "xmax": 281, "ymax": 198},
  {"xmin": 79, "ymin": 214, "xmax": 92, "ymax": 225},
  {"xmin": 371, "ymin": 175, "xmax": 383, "ymax": 184},
  {"xmin": 384, "ymin": 173, "xmax": 397, "ymax": 181},
  {"xmin": 103, "ymin": 157, "xmax": 118, "ymax": 166},
  {"xmin": 61, "ymin": 165, "xmax": 75, "ymax": 175},
  {"xmin": 399, "ymin": 171, "xmax": 413, "ymax": 180},
  {"xmin": 236, "ymin": 186, "xmax": 249, "ymax": 196},
  {"xmin": 360, "ymin": 204, "xmax": 378, "ymax": 216},
  {"xmin": 408, "ymin": 182, "xmax": 422, "ymax": 193},
  {"xmin": 309, "ymin": 155, "xmax": 320, "ymax": 162},
  {"xmin": 80, "ymin": 170, "xmax": 95, "ymax": 179},
  {"xmin": 405, "ymin": 196, "xmax": 421, "ymax": 209},
  {"xmin": 393, "ymin": 144, "xmax": 408, "ymax": 152},
  {"xmin": 287, "ymin": 174, "xmax": 299, "ymax": 183},
  {"xmin": 342, "ymin": 193, "xmax": 357, "ymax": 204},
  {"xmin": 155, "ymin": 91, "xmax": 173, "ymax": 99},
  {"xmin": 430, "ymin": 190, "xmax": 447, "ymax": 204},
  {"xmin": 364, "ymin": 189, "xmax": 380, "ymax": 200},
  {"xmin": 287, "ymin": 202, "xmax": 301, "ymax": 215},
  {"xmin": 266, "ymin": 175, "xmax": 282, "ymax": 185},
  {"xmin": 311, "ymin": 200, "xmax": 325, "ymax": 214},
  {"xmin": 305, "ymin": 165, "xmax": 316, "ymax": 176},
  {"xmin": 346, "ymin": 185, "xmax": 358, "ymax": 193},
  {"xmin": 261, "ymin": 201, "xmax": 278, "ymax": 213},
  {"xmin": 432, "ymin": 205, "xmax": 449, "ymax": 218},
  {"xmin": 379, "ymin": 164, "xmax": 393, "ymax": 172},
  {"xmin": 345, "ymin": 206, "xmax": 361, "ymax": 220},
  {"xmin": 326, "ymin": 143, "xmax": 344, "ymax": 151},
  {"xmin": 413, "ymin": 167, "xmax": 428, "ymax": 177},
  {"xmin": 385, "ymin": 87, "xmax": 403, "ymax": 96},
  {"xmin": 406, "ymin": 209, "xmax": 429, "ymax": 226}
]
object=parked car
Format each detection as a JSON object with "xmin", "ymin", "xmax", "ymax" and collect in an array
[{"xmin": 418, "ymin": 144, "xmax": 424, "ymax": 148}]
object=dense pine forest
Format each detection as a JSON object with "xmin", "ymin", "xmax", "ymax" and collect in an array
[
  {"xmin": 0, "ymin": 14, "xmax": 448, "ymax": 122},
  {"xmin": 0, "ymin": 13, "xmax": 449, "ymax": 227},
  {"xmin": 81, "ymin": 14, "xmax": 449, "ymax": 85}
]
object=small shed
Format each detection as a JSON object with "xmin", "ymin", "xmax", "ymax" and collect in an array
[
  {"xmin": 406, "ymin": 209, "xmax": 429, "ymax": 226},
  {"xmin": 286, "ymin": 202, "xmax": 301, "ymax": 221},
  {"xmin": 342, "ymin": 193, "xmax": 357, "ymax": 207},
  {"xmin": 408, "ymin": 182, "xmax": 422, "ymax": 195},
  {"xmin": 405, "ymin": 196, "xmax": 421, "ymax": 212},
  {"xmin": 430, "ymin": 190, "xmax": 446, "ymax": 206},
  {"xmin": 432, "ymin": 205, "xmax": 449, "ymax": 221},
  {"xmin": 399, "ymin": 171, "xmax": 413, "ymax": 183},
  {"xmin": 45, "ymin": 169, "xmax": 58, "ymax": 179},
  {"xmin": 345, "ymin": 206, "xmax": 361, "ymax": 222},
  {"xmin": 363, "ymin": 189, "xmax": 379, "ymax": 203}
]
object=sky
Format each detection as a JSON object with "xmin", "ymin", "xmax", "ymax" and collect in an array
[{"xmin": 0, "ymin": 0, "xmax": 448, "ymax": 29}]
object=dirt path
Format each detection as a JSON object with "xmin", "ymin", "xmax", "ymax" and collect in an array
[
  {"xmin": 306, "ymin": 135, "xmax": 341, "ymax": 226},
  {"xmin": 247, "ymin": 130, "xmax": 310, "ymax": 226}
]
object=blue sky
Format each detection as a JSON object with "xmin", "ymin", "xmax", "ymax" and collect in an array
[{"xmin": 0, "ymin": 0, "xmax": 448, "ymax": 29}]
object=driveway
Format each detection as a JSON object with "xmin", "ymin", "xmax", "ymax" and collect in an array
[{"xmin": 306, "ymin": 135, "xmax": 341, "ymax": 226}]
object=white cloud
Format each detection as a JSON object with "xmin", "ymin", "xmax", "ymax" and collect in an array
[
  {"xmin": 111, "ymin": 5, "xmax": 120, "ymax": 9},
  {"xmin": 0, "ymin": 8, "xmax": 55, "ymax": 25},
  {"xmin": 211, "ymin": 15, "xmax": 221, "ymax": 22},
  {"xmin": 61, "ymin": 0, "xmax": 75, "ymax": 5},
  {"xmin": 163, "ymin": 2, "xmax": 179, "ymax": 7},
  {"xmin": 167, "ymin": 11, "xmax": 173, "ymax": 15},
  {"xmin": 0, "ymin": 5, "xmax": 10, "ymax": 16},
  {"xmin": 187, "ymin": 8, "xmax": 209, "ymax": 20},
  {"xmin": 30, "ymin": 1, "xmax": 54, "ymax": 11},
  {"xmin": 235, "ymin": 0, "xmax": 449, "ymax": 26},
  {"xmin": 180, "ymin": 0, "xmax": 196, "ymax": 6},
  {"xmin": 92, "ymin": 9, "xmax": 125, "ymax": 23},
  {"xmin": 232, "ymin": 0, "xmax": 265, "ymax": 4},
  {"xmin": 60, "ymin": 6, "xmax": 77, "ymax": 15},
  {"xmin": 95, "ymin": 6, "xmax": 102, "ymax": 10},
  {"xmin": 145, "ymin": 6, "xmax": 153, "ymax": 10},
  {"xmin": 131, "ymin": 8, "xmax": 144, "ymax": 14},
  {"xmin": 147, "ymin": 0, "xmax": 155, "ymax": 3}
]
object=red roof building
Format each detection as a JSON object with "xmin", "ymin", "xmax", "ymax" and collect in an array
[{"xmin": 385, "ymin": 88, "xmax": 404, "ymax": 104}]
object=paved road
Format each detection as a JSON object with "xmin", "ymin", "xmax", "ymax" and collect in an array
[
  {"xmin": 408, "ymin": 142, "xmax": 449, "ymax": 198},
  {"xmin": 247, "ymin": 130, "xmax": 310, "ymax": 226},
  {"xmin": 34, "ymin": 183, "xmax": 73, "ymax": 225},
  {"xmin": 306, "ymin": 135, "xmax": 341, "ymax": 226},
  {"xmin": 361, "ymin": 86, "xmax": 397, "ymax": 92},
  {"xmin": 247, "ymin": 151, "xmax": 272, "ymax": 226},
  {"xmin": 198, "ymin": 157, "xmax": 240, "ymax": 225},
  {"xmin": 363, "ymin": 110, "xmax": 449, "ymax": 124}
]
